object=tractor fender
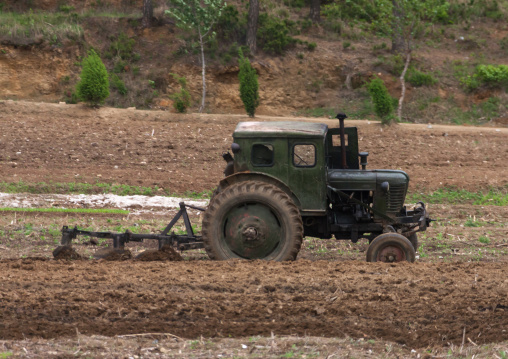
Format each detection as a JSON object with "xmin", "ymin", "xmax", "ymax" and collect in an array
[{"xmin": 217, "ymin": 172, "xmax": 302, "ymax": 209}]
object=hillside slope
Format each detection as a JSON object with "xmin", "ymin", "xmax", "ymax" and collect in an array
[{"xmin": 0, "ymin": 0, "xmax": 507, "ymax": 124}]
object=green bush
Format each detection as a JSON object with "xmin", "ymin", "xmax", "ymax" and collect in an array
[
  {"xmin": 407, "ymin": 69, "xmax": 437, "ymax": 87},
  {"xmin": 257, "ymin": 14, "xmax": 296, "ymax": 54},
  {"xmin": 307, "ymin": 42, "xmax": 317, "ymax": 51},
  {"xmin": 367, "ymin": 77, "xmax": 393, "ymax": 123},
  {"xmin": 76, "ymin": 49, "xmax": 109, "ymax": 106},
  {"xmin": 476, "ymin": 64, "xmax": 508, "ymax": 85},
  {"xmin": 238, "ymin": 49, "xmax": 259, "ymax": 117},
  {"xmin": 113, "ymin": 59, "xmax": 128, "ymax": 73},
  {"xmin": 110, "ymin": 74, "xmax": 127, "ymax": 95},
  {"xmin": 63, "ymin": 90, "xmax": 79, "ymax": 104},
  {"xmin": 105, "ymin": 33, "xmax": 137, "ymax": 60},
  {"xmin": 216, "ymin": 5, "xmax": 244, "ymax": 42},
  {"xmin": 170, "ymin": 73, "xmax": 191, "ymax": 113}
]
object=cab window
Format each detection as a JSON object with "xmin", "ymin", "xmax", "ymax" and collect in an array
[
  {"xmin": 293, "ymin": 144, "xmax": 316, "ymax": 167},
  {"xmin": 252, "ymin": 144, "xmax": 274, "ymax": 166}
]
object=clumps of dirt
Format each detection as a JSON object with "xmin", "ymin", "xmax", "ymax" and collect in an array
[
  {"xmin": 94, "ymin": 248, "xmax": 132, "ymax": 261},
  {"xmin": 135, "ymin": 245, "xmax": 183, "ymax": 261},
  {"xmin": 52, "ymin": 245, "xmax": 82, "ymax": 260}
]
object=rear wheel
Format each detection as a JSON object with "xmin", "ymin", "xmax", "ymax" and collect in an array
[
  {"xmin": 202, "ymin": 181, "xmax": 303, "ymax": 261},
  {"xmin": 366, "ymin": 233, "xmax": 416, "ymax": 263}
]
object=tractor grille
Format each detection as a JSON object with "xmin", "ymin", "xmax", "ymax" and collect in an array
[{"xmin": 387, "ymin": 184, "xmax": 407, "ymax": 213}]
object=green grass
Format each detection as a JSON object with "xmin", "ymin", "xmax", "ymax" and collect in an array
[
  {"xmin": 0, "ymin": 181, "xmax": 212, "ymax": 199},
  {"xmin": 0, "ymin": 9, "xmax": 138, "ymax": 45},
  {"xmin": 0, "ymin": 207, "xmax": 129, "ymax": 214},
  {"xmin": 478, "ymin": 235, "xmax": 490, "ymax": 244},
  {"xmin": 0, "ymin": 11, "xmax": 83, "ymax": 43},
  {"xmin": 407, "ymin": 187, "xmax": 508, "ymax": 206}
]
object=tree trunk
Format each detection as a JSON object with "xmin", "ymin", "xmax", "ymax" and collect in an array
[
  {"xmin": 142, "ymin": 0, "xmax": 153, "ymax": 28},
  {"xmin": 397, "ymin": 51, "xmax": 411, "ymax": 123},
  {"xmin": 246, "ymin": 0, "xmax": 259, "ymax": 55},
  {"xmin": 309, "ymin": 0, "xmax": 321, "ymax": 23},
  {"xmin": 198, "ymin": 28, "xmax": 206, "ymax": 113},
  {"xmin": 391, "ymin": 0, "xmax": 404, "ymax": 53}
]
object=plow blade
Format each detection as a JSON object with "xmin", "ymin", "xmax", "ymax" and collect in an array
[{"xmin": 54, "ymin": 202, "xmax": 205, "ymax": 259}]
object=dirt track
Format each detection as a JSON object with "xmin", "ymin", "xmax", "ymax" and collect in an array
[{"xmin": 0, "ymin": 259, "xmax": 506, "ymax": 348}]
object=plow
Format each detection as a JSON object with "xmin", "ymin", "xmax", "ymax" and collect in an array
[
  {"xmin": 54, "ymin": 114, "xmax": 432, "ymax": 263},
  {"xmin": 53, "ymin": 202, "xmax": 205, "ymax": 260}
]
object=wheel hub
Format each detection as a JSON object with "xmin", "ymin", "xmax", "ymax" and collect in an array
[
  {"xmin": 222, "ymin": 203, "xmax": 282, "ymax": 259},
  {"xmin": 378, "ymin": 245, "xmax": 406, "ymax": 262},
  {"xmin": 243, "ymin": 226, "xmax": 259, "ymax": 241}
]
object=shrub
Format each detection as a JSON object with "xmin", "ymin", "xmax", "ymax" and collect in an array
[
  {"xmin": 216, "ymin": 5, "xmax": 244, "ymax": 42},
  {"xmin": 476, "ymin": 64, "xmax": 508, "ymax": 85},
  {"xmin": 257, "ymin": 13, "xmax": 296, "ymax": 54},
  {"xmin": 76, "ymin": 49, "xmax": 109, "ymax": 106},
  {"xmin": 238, "ymin": 49, "xmax": 259, "ymax": 117},
  {"xmin": 113, "ymin": 59, "xmax": 128, "ymax": 73},
  {"xmin": 367, "ymin": 77, "xmax": 393, "ymax": 123},
  {"xmin": 105, "ymin": 33, "xmax": 137, "ymax": 60},
  {"xmin": 407, "ymin": 69, "xmax": 437, "ymax": 87},
  {"xmin": 110, "ymin": 74, "xmax": 127, "ymax": 95},
  {"xmin": 63, "ymin": 90, "xmax": 79, "ymax": 104},
  {"xmin": 307, "ymin": 42, "xmax": 317, "ymax": 51},
  {"xmin": 170, "ymin": 74, "xmax": 191, "ymax": 113}
]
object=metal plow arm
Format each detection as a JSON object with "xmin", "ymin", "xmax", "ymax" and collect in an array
[{"xmin": 59, "ymin": 202, "xmax": 205, "ymax": 252}]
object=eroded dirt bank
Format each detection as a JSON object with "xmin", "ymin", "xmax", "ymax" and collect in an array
[{"xmin": 0, "ymin": 259, "xmax": 506, "ymax": 348}]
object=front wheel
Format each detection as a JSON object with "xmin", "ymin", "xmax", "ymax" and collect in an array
[
  {"xmin": 366, "ymin": 233, "xmax": 416, "ymax": 263},
  {"xmin": 202, "ymin": 181, "xmax": 303, "ymax": 261}
]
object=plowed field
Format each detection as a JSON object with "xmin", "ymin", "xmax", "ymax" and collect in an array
[{"xmin": 0, "ymin": 100, "xmax": 507, "ymax": 358}]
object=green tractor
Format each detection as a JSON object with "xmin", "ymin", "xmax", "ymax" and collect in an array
[{"xmin": 202, "ymin": 114, "xmax": 432, "ymax": 262}]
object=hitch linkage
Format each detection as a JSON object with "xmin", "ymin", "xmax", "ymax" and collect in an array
[{"xmin": 60, "ymin": 202, "xmax": 205, "ymax": 251}]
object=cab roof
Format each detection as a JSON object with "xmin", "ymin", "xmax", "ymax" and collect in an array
[{"xmin": 234, "ymin": 121, "xmax": 328, "ymax": 138}]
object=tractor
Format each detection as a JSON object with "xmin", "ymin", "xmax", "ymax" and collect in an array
[
  {"xmin": 201, "ymin": 113, "xmax": 431, "ymax": 262},
  {"xmin": 58, "ymin": 114, "xmax": 431, "ymax": 263}
]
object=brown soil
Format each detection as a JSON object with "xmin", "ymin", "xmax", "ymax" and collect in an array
[
  {"xmin": 0, "ymin": 259, "xmax": 506, "ymax": 348},
  {"xmin": 135, "ymin": 245, "xmax": 183, "ymax": 261},
  {"xmin": 0, "ymin": 101, "xmax": 507, "ymax": 356},
  {"xmin": 94, "ymin": 247, "xmax": 132, "ymax": 260},
  {"xmin": 0, "ymin": 100, "xmax": 506, "ymax": 193},
  {"xmin": 52, "ymin": 245, "xmax": 82, "ymax": 260}
]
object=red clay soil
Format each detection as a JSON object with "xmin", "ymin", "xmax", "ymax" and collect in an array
[
  {"xmin": 0, "ymin": 100, "xmax": 507, "ymax": 193},
  {"xmin": 0, "ymin": 259, "xmax": 506, "ymax": 348}
]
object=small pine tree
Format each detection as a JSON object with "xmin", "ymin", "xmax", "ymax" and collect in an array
[
  {"xmin": 367, "ymin": 77, "xmax": 393, "ymax": 124},
  {"xmin": 76, "ymin": 49, "xmax": 110, "ymax": 106},
  {"xmin": 238, "ymin": 49, "xmax": 259, "ymax": 117}
]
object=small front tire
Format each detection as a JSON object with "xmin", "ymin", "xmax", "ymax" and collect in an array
[{"xmin": 366, "ymin": 233, "xmax": 416, "ymax": 263}]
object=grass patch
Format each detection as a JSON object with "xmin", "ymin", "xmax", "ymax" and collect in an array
[
  {"xmin": 0, "ymin": 207, "xmax": 129, "ymax": 214},
  {"xmin": 408, "ymin": 187, "xmax": 508, "ymax": 206},
  {"xmin": 0, "ymin": 181, "xmax": 213, "ymax": 199},
  {"xmin": 0, "ymin": 11, "xmax": 83, "ymax": 44},
  {"xmin": 0, "ymin": 9, "xmax": 137, "ymax": 45},
  {"xmin": 297, "ymin": 108, "xmax": 336, "ymax": 118}
]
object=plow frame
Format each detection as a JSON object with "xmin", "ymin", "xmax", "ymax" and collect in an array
[{"xmin": 59, "ymin": 202, "xmax": 205, "ymax": 252}]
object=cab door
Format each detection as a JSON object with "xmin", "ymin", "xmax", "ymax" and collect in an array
[{"xmin": 287, "ymin": 138, "xmax": 327, "ymax": 213}]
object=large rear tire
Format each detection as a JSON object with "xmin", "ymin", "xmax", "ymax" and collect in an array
[
  {"xmin": 366, "ymin": 233, "xmax": 416, "ymax": 263},
  {"xmin": 202, "ymin": 181, "xmax": 303, "ymax": 261}
]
